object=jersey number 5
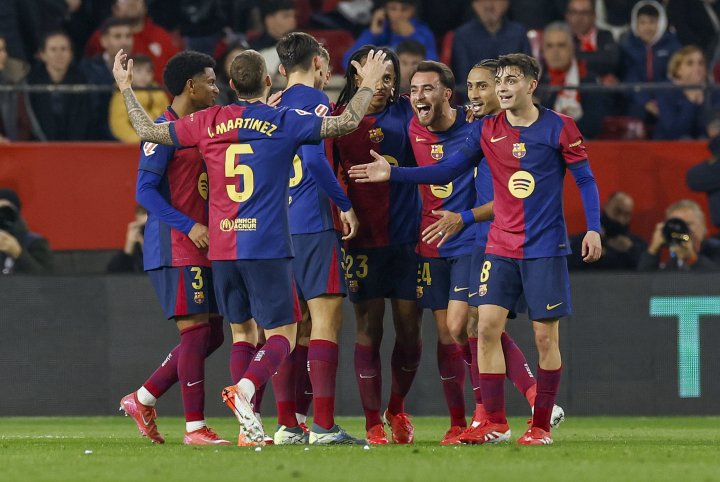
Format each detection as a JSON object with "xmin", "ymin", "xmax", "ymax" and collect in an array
[{"xmin": 225, "ymin": 144, "xmax": 255, "ymax": 202}]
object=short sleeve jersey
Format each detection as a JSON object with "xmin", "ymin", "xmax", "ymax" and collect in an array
[
  {"xmin": 409, "ymin": 112, "xmax": 476, "ymax": 258},
  {"xmin": 139, "ymin": 107, "xmax": 210, "ymax": 270},
  {"xmin": 472, "ymin": 106, "xmax": 588, "ymax": 258},
  {"xmin": 169, "ymin": 101, "xmax": 323, "ymax": 260},
  {"xmin": 331, "ymin": 97, "xmax": 420, "ymax": 249},
  {"xmin": 280, "ymin": 84, "xmax": 335, "ymax": 235}
]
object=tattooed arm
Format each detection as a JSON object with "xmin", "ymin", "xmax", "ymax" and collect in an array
[
  {"xmin": 319, "ymin": 49, "xmax": 388, "ymax": 138},
  {"xmin": 112, "ymin": 49, "xmax": 174, "ymax": 145}
]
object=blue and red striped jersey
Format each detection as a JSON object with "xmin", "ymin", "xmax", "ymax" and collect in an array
[
  {"xmin": 331, "ymin": 97, "xmax": 420, "ymax": 249},
  {"xmin": 139, "ymin": 107, "xmax": 210, "ymax": 270},
  {"xmin": 409, "ymin": 112, "xmax": 475, "ymax": 258},
  {"xmin": 473, "ymin": 158, "xmax": 492, "ymax": 248},
  {"xmin": 169, "ymin": 101, "xmax": 323, "ymax": 260}
]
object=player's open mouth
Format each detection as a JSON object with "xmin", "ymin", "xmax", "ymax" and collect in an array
[
  {"xmin": 470, "ymin": 101, "xmax": 483, "ymax": 114},
  {"xmin": 415, "ymin": 103, "xmax": 432, "ymax": 118},
  {"xmin": 499, "ymin": 94, "xmax": 512, "ymax": 103}
]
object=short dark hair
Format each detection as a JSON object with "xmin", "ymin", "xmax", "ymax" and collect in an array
[
  {"xmin": 100, "ymin": 16, "xmax": 134, "ymax": 34},
  {"xmin": 163, "ymin": 51, "xmax": 216, "ymax": 96},
  {"xmin": 261, "ymin": 0, "xmax": 294, "ymax": 18},
  {"xmin": 40, "ymin": 30, "xmax": 71, "ymax": 51},
  {"xmin": 276, "ymin": 32, "xmax": 321, "ymax": 74},
  {"xmin": 396, "ymin": 39, "xmax": 426, "ymax": 58},
  {"xmin": 132, "ymin": 53, "xmax": 153, "ymax": 70},
  {"xmin": 472, "ymin": 58, "xmax": 498, "ymax": 75},
  {"xmin": 412, "ymin": 60, "xmax": 455, "ymax": 94},
  {"xmin": 637, "ymin": 4, "xmax": 659, "ymax": 18},
  {"xmin": 496, "ymin": 53, "xmax": 540, "ymax": 80},
  {"xmin": 229, "ymin": 50, "xmax": 267, "ymax": 98}
]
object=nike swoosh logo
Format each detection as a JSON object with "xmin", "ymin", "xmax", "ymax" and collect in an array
[
  {"xmin": 141, "ymin": 413, "xmax": 151, "ymax": 426},
  {"xmin": 453, "ymin": 286, "xmax": 469, "ymax": 293},
  {"xmin": 546, "ymin": 302, "xmax": 563, "ymax": 310},
  {"xmin": 400, "ymin": 366, "xmax": 417, "ymax": 372},
  {"xmin": 472, "ymin": 386, "xmax": 481, "ymax": 391},
  {"xmin": 415, "ymin": 136, "xmax": 426, "ymax": 142},
  {"xmin": 187, "ymin": 380, "xmax": 204, "ymax": 387},
  {"xmin": 468, "ymin": 292, "xmax": 477, "ymax": 297},
  {"xmin": 359, "ymin": 374, "xmax": 377, "ymax": 379},
  {"xmin": 490, "ymin": 135, "xmax": 507, "ymax": 143},
  {"xmin": 304, "ymin": 391, "xmax": 313, "ymax": 396},
  {"xmin": 440, "ymin": 375, "xmax": 456, "ymax": 381}
]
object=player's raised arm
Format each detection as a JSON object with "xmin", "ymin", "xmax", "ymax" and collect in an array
[
  {"xmin": 112, "ymin": 49, "xmax": 174, "ymax": 145},
  {"xmin": 319, "ymin": 49, "xmax": 388, "ymax": 138}
]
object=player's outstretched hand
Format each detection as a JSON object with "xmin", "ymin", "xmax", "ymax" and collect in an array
[
  {"xmin": 112, "ymin": 49, "xmax": 133, "ymax": 91},
  {"xmin": 582, "ymin": 230, "xmax": 602, "ymax": 263},
  {"xmin": 352, "ymin": 49, "xmax": 388, "ymax": 89},
  {"xmin": 422, "ymin": 210, "xmax": 463, "ymax": 247},
  {"xmin": 267, "ymin": 90, "xmax": 283, "ymax": 108},
  {"xmin": 188, "ymin": 223, "xmax": 209, "ymax": 249},
  {"xmin": 348, "ymin": 149, "xmax": 391, "ymax": 183},
  {"xmin": 340, "ymin": 208, "xmax": 359, "ymax": 241}
]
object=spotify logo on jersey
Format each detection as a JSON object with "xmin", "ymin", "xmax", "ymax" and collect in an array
[
  {"xmin": 198, "ymin": 172, "xmax": 209, "ymax": 200},
  {"xmin": 508, "ymin": 171, "xmax": 535, "ymax": 199},
  {"xmin": 430, "ymin": 183, "xmax": 453, "ymax": 199}
]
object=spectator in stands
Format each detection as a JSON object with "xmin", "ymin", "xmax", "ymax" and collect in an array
[
  {"xmin": 109, "ymin": 54, "xmax": 168, "ymax": 143},
  {"xmin": 638, "ymin": 199, "xmax": 720, "ymax": 272},
  {"xmin": 569, "ymin": 191, "xmax": 647, "ymax": 270},
  {"xmin": 146, "ymin": 0, "xmax": 226, "ymax": 55},
  {"xmin": 417, "ymin": 0, "xmax": 469, "ymax": 38},
  {"xmin": 654, "ymin": 46, "xmax": 714, "ymax": 140},
  {"xmin": 565, "ymin": 0, "xmax": 620, "ymax": 81},
  {"xmin": 396, "ymin": 39, "xmax": 426, "ymax": 93},
  {"xmin": 620, "ymin": 1, "xmax": 681, "ymax": 120},
  {"xmin": 537, "ymin": 22, "xmax": 606, "ymax": 139},
  {"xmin": 342, "ymin": 0, "xmax": 437, "ymax": 67},
  {"xmin": 27, "ymin": 31, "xmax": 91, "ymax": 141},
  {"xmin": 107, "ymin": 205, "xmax": 146, "ymax": 273},
  {"xmin": 0, "ymin": 188, "xmax": 53, "ymax": 274},
  {"xmin": 310, "ymin": 0, "xmax": 374, "ymax": 37},
  {"xmin": 81, "ymin": 17, "xmax": 134, "ymax": 140},
  {"xmin": 509, "ymin": 0, "xmax": 565, "ymax": 31},
  {"xmin": 667, "ymin": 0, "xmax": 720, "ymax": 58},
  {"xmin": 250, "ymin": 0, "xmax": 297, "ymax": 87},
  {"xmin": 451, "ymin": 0, "xmax": 531, "ymax": 94},
  {"xmin": 686, "ymin": 117, "xmax": 720, "ymax": 229},
  {"xmin": 84, "ymin": 0, "xmax": 180, "ymax": 85},
  {"xmin": 215, "ymin": 39, "xmax": 249, "ymax": 106},
  {"xmin": 595, "ymin": 0, "xmax": 641, "ymax": 41},
  {"xmin": 0, "ymin": 35, "xmax": 33, "ymax": 142}
]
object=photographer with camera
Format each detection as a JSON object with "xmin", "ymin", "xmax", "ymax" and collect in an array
[
  {"xmin": 638, "ymin": 199, "xmax": 720, "ymax": 272},
  {"xmin": 0, "ymin": 189, "xmax": 53, "ymax": 275},
  {"xmin": 106, "ymin": 205, "xmax": 146, "ymax": 273}
]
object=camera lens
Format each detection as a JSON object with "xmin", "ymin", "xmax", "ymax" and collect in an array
[
  {"xmin": 662, "ymin": 218, "xmax": 691, "ymax": 246},
  {"xmin": 0, "ymin": 205, "xmax": 18, "ymax": 231}
]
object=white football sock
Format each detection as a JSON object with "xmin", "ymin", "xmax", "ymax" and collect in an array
[
  {"xmin": 136, "ymin": 386, "xmax": 157, "ymax": 407},
  {"xmin": 296, "ymin": 413, "xmax": 307, "ymax": 424},
  {"xmin": 186, "ymin": 420, "xmax": 206, "ymax": 433},
  {"xmin": 238, "ymin": 378, "xmax": 256, "ymax": 401}
]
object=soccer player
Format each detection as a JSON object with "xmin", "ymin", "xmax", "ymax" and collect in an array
[
  {"xmin": 271, "ymin": 32, "xmax": 363, "ymax": 445},
  {"xmin": 349, "ymin": 53, "xmax": 602, "ymax": 445},
  {"xmin": 330, "ymin": 45, "xmax": 422, "ymax": 445},
  {"xmin": 118, "ymin": 51, "xmax": 229, "ymax": 445},
  {"xmin": 111, "ymin": 47, "xmax": 389, "ymax": 444}
]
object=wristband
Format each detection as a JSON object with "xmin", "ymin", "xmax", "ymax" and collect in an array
[{"xmin": 460, "ymin": 210, "xmax": 476, "ymax": 226}]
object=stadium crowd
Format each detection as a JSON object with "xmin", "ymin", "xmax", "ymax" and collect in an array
[{"xmin": 1, "ymin": 0, "xmax": 719, "ymax": 142}]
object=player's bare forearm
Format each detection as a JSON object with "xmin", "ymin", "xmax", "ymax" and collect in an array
[
  {"xmin": 473, "ymin": 201, "xmax": 494, "ymax": 222},
  {"xmin": 122, "ymin": 88, "xmax": 173, "ymax": 145},
  {"xmin": 320, "ymin": 87, "xmax": 373, "ymax": 138}
]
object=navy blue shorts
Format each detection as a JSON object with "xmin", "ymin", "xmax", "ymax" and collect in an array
[
  {"xmin": 416, "ymin": 254, "xmax": 472, "ymax": 310},
  {"xmin": 476, "ymin": 254, "xmax": 570, "ymax": 320},
  {"xmin": 292, "ymin": 231, "xmax": 346, "ymax": 301},
  {"xmin": 147, "ymin": 265, "xmax": 216, "ymax": 320},
  {"xmin": 343, "ymin": 243, "xmax": 417, "ymax": 303},
  {"xmin": 212, "ymin": 258, "xmax": 297, "ymax": 329}
]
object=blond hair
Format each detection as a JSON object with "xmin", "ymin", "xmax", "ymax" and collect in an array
[{"xmin": 667, "ymin": 45, "xmax": 704, "ymax": 80}]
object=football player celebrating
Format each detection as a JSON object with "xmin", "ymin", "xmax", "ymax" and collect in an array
[
  {"xmin": 330, "ymin": 46, "xmax": 422, "ymax": 445},
  {"xmin": 349, "ymin": 53, "xmax": 601, "ymax": 445},
  {"xmin": 112, "ymin": 46, "xmax": 390, "ymax": 444},
  {"xmin": 119, "ymin": 51, "xmax": 229, "ymax": 445}
]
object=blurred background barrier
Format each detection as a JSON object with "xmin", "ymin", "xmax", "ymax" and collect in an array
[{"xmin": 1, "ymin": 273, "xmax": 719, "ymax": 417}]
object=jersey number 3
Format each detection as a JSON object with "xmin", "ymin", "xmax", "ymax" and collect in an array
[{"xmin": 225, "ymin": 144, "xmax": 255, "ymax": 202}]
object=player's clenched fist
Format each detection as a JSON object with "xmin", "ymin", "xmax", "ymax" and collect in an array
[
  {"xmin": 348, "ymin": 149, "xmax": 391, "ymax": 183},
  {"xmin": 112, "ymin": 49, "xmax": 134, "ymax": 91}
]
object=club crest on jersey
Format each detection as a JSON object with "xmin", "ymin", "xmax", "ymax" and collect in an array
[
  {"xmin": 416, "ymin": 286, "xmax": 424, "ymax": 298},
  {"xmin": 431, "ymin": 144, "xmax": 444, "ymax": 160},
  {"xmin": 194, "ymin": 291, "xmax": 205, "ymax": 304},
  {"xmin": 369, "ymin": 128, "xmax": 384, "ymax": 143},
  {"xmin": 348, "ymin": 280, "xmax": 359, "ymax": 292},
  {"xmin": 143, "ymin": 142, "xmax": 158, "ymax": 156},
  {"xmin": 478, "ymin": 284, "xmax": 487, "ymax": 297},
  {"xmin": 512, "ymin": 142, "xmax": 526, "ymax": 159}
]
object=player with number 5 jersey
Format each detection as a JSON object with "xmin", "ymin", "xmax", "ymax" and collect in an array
[{"xmin": 111, "ymin": 46, "xmax": 392, "ymax": 444}]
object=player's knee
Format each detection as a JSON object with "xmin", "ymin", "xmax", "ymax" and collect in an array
[
  {"xmin": 534, "ymin": 331, "xmax": 557, "ymax": 355},
  {"xmin": 476, "ymin": 321, "xmax": 501, "ymax": 344}
]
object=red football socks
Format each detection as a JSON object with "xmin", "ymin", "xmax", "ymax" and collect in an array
[
  {"xmin": 354, "ymin": 343, "xmax": 383, "ymax": 430},
  {"xmin": 388, "ymin": 340, "xmax": 422, "ymax": 415},
  {"xmin": 308, "ymin": 339, "xmax": 339, "ymax": 430},
  {"xmin": 178, "ymin": 323, "xmax": 210, "ymax": 422},
  {"xmin": 533, "ymin": 366, "xmax": 562, "ymax": 431},
  {"xmin": 478, "ymin": 373, "xmax": 507, "ymax": 424},
  {"xmin": 437, "ymin": 342, "xmax": 467, "ymax": 427}
]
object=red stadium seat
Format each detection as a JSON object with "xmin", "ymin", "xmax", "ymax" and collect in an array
[
  {"xmin": 440, "ymin": 31, "xmax": 454, "ymax": 68},
  {"xmin": 303, "ymin": 29, "xmax": 356, "ymax": 74},
  {"xmin": 597, "ymin": 116, "xmax": 647, "ymax": 140}
]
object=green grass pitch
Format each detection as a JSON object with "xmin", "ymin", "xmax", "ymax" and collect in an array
[{"xmin": 1, "ymin": 416, "xmax": 719, "ymax": 482}]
